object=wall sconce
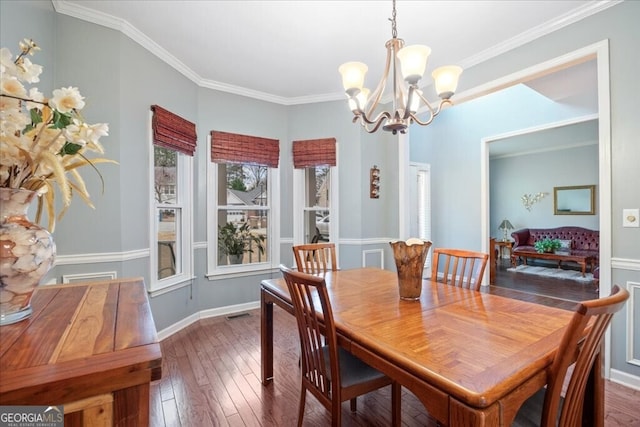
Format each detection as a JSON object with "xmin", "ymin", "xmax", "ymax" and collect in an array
[
  {"xmin": 522, "ymin": 192, "xmax": 546, "ymax": 211},
  {"xmin": 370, "ymin": 165, "xmax": 380, "ymax": 199}
]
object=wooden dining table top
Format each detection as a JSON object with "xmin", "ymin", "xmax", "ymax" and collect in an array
[{"xmin": 261, "ymin": 267, "xmax": 575, "ymax": 409}]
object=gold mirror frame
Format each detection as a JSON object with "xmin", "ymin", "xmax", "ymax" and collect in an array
[{"xmin": 554, "ymin": 185, "xmax": 596, "ymax": 215}]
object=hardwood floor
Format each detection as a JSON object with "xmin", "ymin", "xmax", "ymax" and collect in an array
[
  {"xmin": 492, "ymin": 257, "xmax": 599, "ymax": 303},
  {"xmin": 150, "ymin": 263, "xmax": 640, "ymax": 426}
]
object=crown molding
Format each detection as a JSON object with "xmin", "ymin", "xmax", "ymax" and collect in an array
[
  {"xmin": 491, "ymin": 140, "xmax": 598, "ymax": 160},
  {"xmin": 197, "ymin": 79, "xmax": 344, "ymax": 106},
  {"xmin": 52, "ymin": 0, "xmax": 621, "ymax": 106},
  {"xmin": 459, "ymin": 1, "xmax": 622, "ymax": 70}
]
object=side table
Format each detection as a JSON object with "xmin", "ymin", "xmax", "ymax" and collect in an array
[
  {"xmin": 495, "ymin": 240, "xmax": 513, "ymax": 263},
  {"xmin": 0, "ymin": 277, "xmax": 162, "ymax": 426}
]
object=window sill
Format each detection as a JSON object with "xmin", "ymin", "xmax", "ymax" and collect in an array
[
  {"xmin": 148, "ymin": 275, "xmax": 195, "ymax": 297},
  {"xmin": 206, "ymin": 266, "xmax": 279, "ymax": 281}
]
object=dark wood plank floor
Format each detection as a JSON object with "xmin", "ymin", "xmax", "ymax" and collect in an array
[
  {"xmin": 492, "ymin": 257, "xmax": 600, "ymax": 303},
  {"xmin": 150, "ymin": 262, "xmax": 640, "ymax": 426}
]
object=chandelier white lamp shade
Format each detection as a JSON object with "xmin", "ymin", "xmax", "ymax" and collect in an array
[{"xmin": 338, "ymin": 0, "xmax": 462, "ymax": 134}]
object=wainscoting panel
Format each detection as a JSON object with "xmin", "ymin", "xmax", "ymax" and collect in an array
[
  {"xmin": 62, "ymin": 271, "xmax": 118, "ymax": 284},
  {"xmin": 362, "ymin": 249, "xmax": 384, "ymax": 269}
]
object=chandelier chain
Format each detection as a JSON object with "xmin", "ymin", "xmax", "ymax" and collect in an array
[{"xmin": 390, "ymin": 0, "xmax": 397, "ymax": 39}]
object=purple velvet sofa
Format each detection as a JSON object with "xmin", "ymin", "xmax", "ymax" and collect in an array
[{"xmin": 511, "ymin": 226, "xmax": 600, "ymax": 264}]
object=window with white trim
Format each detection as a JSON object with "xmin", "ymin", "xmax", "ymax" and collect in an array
[
  {"xmin": 208, "ymin": 131, "xmax": 279, "ymax": 274},
  {"xmin": 292, "ymin": 138, "xmax": 337, "ymax": 245},
  {"xmin": 149, "ymin": 105, "xmax": 195, "ymax": 292}
]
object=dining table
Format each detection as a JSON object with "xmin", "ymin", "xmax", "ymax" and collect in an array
[{"xmin": 260, "ymin": 267, "xmax": 603, "ymax": 426}]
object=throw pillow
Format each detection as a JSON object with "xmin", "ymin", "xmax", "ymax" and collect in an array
[{"xmin": 558, "ymin": 239, "xmax": 572, "ymax": 250}]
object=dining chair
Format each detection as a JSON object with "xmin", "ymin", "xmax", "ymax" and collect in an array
[
  {"xmin": 280, "ymin": 265, "xmax": 401, "ymax": 427},
  {"xmin": 292, "ymin": 242, "xmax": 337, "ymax": 274},
  {"xmin": 430, "ymin": 248, "xmax": 489, "ymax": 290},
  {"xmin": 513, "ymin": 284, "xmax": 629, "ymax": 426}
]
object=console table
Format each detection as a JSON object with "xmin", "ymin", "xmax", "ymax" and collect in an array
[{"xmin": 0, "ymin": 278, "xmax": 162, "ymax": 426}]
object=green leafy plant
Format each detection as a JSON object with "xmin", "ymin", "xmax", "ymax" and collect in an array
[
  {"xmin": 218, "ymin": 221, "xmax": 265, "ymax": 258},
  {"xmin": 534, "ymin": 238, "xmax": 562, "ymax": 253}
]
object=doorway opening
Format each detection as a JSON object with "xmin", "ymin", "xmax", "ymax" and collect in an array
[{"xmin": 475, "ymin": 41, "xmax": 610, "ymax": 298}]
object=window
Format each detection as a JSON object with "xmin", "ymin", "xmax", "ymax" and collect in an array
[
  {"xmin": 410, "ymin": 163, "xmax": 431, "ymax": 268},
  {"xmin": 304, "ymin": 166, "xmax": 331, "ymax": 243},
  {"xmin": 216, "ymin": 163, "xmax": 269, "ymax": 266},
  {"xmin": 292, "ymin": 138, "xmax": 337, "ymax": 245},
  {"xmin": 208, "ymin": 131, "xmax": 280, "ymax": 275},
  {"xmin": 149, "ymin": 106, "xmax": 195, "ymax": 292}
]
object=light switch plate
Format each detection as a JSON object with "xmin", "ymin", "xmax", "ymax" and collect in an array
[{"xmin": 623, "ymin": 209, "xmax": 639, "ymax": 227}]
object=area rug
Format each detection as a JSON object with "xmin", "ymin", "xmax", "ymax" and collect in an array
[{"xmin": 507, "ymin": 265, "xmax": 594, "ymax": 283}]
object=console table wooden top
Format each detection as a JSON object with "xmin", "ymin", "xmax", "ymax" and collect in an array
[{"xmin": 0, "ymin": 277, "xmax": 162, "ymax": 425}]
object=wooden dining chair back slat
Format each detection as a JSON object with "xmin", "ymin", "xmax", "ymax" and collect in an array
[
  {"xmin": 293, "ymin": 243, "xmax": 337, "ymax": 274},
  {"xmin": 430, "ymin": 248, "xmax": 489, "ymax": 290},
  {"xmin": 280, "ymin": 265, "xmax": 400, "ymax": 427},
  {"xmin": 514, "ymin": 285, "xmax": 629, "ymax": 426}
]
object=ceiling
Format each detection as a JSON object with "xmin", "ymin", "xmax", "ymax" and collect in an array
[{"xmin": 53, "ymin": 0, "xmax": 615, "ymax": 106}]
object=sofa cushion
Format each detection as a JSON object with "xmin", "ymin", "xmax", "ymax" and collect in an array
[{"xmin": 513, "ymin": 246, "xmax": 536, "ymax": 253}]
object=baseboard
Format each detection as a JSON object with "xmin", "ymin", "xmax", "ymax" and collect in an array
[
  {"xmin": 157, "ymin": 301, "xmax": 260, "ymax": 340},
  {"xmin": 157, "ymin": 312, "xmax": 200, "ymax": 341},
  {"xmin": 199, "ymin": 301, "xmax": 260, "ymax": 322},
  {"xmin": 609, "ymin": 368, "xmax": 640, "ymax": 391}
]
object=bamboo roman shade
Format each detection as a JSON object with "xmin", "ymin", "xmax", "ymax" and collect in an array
[
  {"xmin": 210, "ymin": 130, "xmax": 280, "ymax": 168},
  {"xmin": 292, "ymin": 138, "xmax": 336, "ymax": 168},
  {"xmin": 151, "ymin": 105, "xmax": 197, "ymax": 156}
]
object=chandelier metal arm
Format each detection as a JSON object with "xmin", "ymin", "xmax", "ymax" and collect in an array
[
  {"xmin": 363, "ymin": 38, "xmax": 398, "ymax": 119},
  {"xmin": 355, "ymin": 109, "xmax": 392, "ymax": 127},
  {"xmin": 359, "ymin": 117, "xmax": 389, "ymax": 134},
  {"xmin": 410, "ymin": 99, "xmax": 452, "ymax": 127}
]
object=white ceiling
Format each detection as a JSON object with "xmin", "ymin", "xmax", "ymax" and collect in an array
[{"xmin": 53, "ymin": 0, "xmax": 615, "ymax": 105}]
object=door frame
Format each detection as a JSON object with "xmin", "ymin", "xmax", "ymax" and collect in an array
[{"xmin": 478, "ymin": 40, "xmax": 611, "ymax": 372}]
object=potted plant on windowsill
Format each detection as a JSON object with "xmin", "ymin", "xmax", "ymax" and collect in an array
[
  {"xmin": 534, "ymin": 238, "xmax": 562, "ymax": 254},
  {"xmin": 218, "ymin": 221, "xmax": 265, "ymax": 264}
]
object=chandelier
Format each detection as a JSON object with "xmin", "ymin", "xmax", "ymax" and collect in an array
[{"xmin": 338, "ymin": 0, "xmax": 462, "ymax": 135}]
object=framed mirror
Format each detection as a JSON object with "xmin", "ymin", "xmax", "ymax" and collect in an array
[{"xmin": 554, "ymin": 185, "xmax": 596, "ymax": 215}]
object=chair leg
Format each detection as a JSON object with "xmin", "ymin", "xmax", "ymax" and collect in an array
[
  {"xmin": 350, "ymin": 397, "xmax": 357, "ymax": 412},
  {"xmin": 297, "ymin": 387, "xmax": 306, "ymax": 427},
  {"xmin": 333, "ymin": 399, "xmax": 342, "ymax": 427},
  {"xmin": 391, "ymin": 382, "xmax": 401, "ymax": 426}
]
